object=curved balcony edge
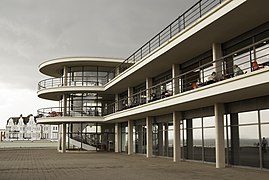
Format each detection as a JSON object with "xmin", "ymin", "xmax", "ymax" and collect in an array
[
  {"xmin": 36, "ymin": 116, "xmax": 105, "ymax": 124},
  {"xmin": 37, "ymin": 86, "xmax": 105, "ymax": 101},
  {"xmin": 39, "ymin": 56, "xmax": 124, "ymax": 77}
]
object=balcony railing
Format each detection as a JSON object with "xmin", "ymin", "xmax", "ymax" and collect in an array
[
  {"xmin": 104, "ymin": 0, "xmax": 226, "ymax": 83},
  {"xmin": 38, "ymin": 76, "xmax": 107, "ymax": 91},
  {"xmin": 37, "ymin": 106, "xmax": 103, "ymax": 118},
  {"xmin": 103, "ymin": 38, "xmax": 269, "ymax": 115}
]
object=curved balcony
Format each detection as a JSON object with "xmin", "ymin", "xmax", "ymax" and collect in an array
[
  {"xmin": 38, "ymin": 76, "xmax": 106, "ymax": 91},
  {"xmin": 37, "ymin": 105, "xmax": 103, "ymax": 118}
]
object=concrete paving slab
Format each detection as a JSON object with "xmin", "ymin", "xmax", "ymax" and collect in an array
[{"xmin": 0, "ymin": 148, "xmax": 268, "ymax": 180}]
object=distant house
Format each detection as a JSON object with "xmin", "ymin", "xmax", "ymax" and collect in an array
[
  {"xmin": 5, "ymin": 114, "xmax": 58, "ymax": 141},
  {"xmin": 0, "ymin": 129, "xmax": 5, "ymax": 141}
]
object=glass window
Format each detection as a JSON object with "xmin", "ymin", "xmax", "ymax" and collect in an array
[
  {"xmin": 193, "ymin": 128, "xmax": 202, "ymax": 161},
  {"xmin": 238, "ymin": 111, "xmax": 258, "ymax": 125},
  {"xmin": 238, "ymin": 124, "xmax": 260, "ymax": 168},
  {"xmin": 260, "ymin": 109, "xmax": 269, "ymax": 123},
  {"xmin": 204, "ymin": 127, "xmax": 216, "ymax": 162},
  {"xmin": 193, "ymin": 118, "xmax": 202, "ymax": 128},
  {"xmin": 203, "ymin": 116, "xmax": 215, "ymax": 128}
]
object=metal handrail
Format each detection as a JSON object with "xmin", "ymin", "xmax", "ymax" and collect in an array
[
  {"xmin": 104, "ymin": 38, "xmax": 269, "ymax": 114},
  {"xmin": 38, "ymin": 75, "xmax": 107, "ymax": 90},
  {"xmin": 37, "ymin": 105, "xmax": 103, "ymax": 118},
  {"xmin": 104, "ymin": 0, "xmax": 225, "ymax": 83}
]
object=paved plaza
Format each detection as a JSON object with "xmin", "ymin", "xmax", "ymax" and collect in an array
[{"xmin": 0, "ymin": 148, "xmax": 268, "ymax": 180}]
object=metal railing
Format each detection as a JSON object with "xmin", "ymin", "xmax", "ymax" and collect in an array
[
  {"xmin": 38, "ymin": 76, "xmax": 107, "ymax": 90},
  {"xmin": 37, "ymin": 105, "xmax": 103, "ymax": 118},
  {"xmin": 104, "ymin": 38, "xmax": 269, "ymax": 115},
  {"xmin": 104, "ymin": 0, "xmax": 225, "ymax": 83}
]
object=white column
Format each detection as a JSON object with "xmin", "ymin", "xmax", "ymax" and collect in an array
[
  {"xmin": 115, "ymin": 94, "xmax": 119, "ymax": 112},
  {"xmin": 172, "ymin": 64, "xmax": 180, "ymax": 95},
  {"xmin": 212, "ymin": 43, "xmax": 223, "ymax": 80},
  {"xmin": 115, "ymin": 123, "xmax": 120, "ymax": 153},
  {"xmin": 63, "ymin": 94, "xmax": 67, "ymax": 117},
  {"xmin": 215, "ymin": 103, "xmax": 225, "ymax": 168},
  {"xmin": 57, "ymin": 124, "xmax": 61, "ymax": 152},
  {"xmin": 146, "ymin": 116, "xmax": 153, "ymax": 158},
  {"xmin": 146, "ymin": 77, "xmax": 152, "ymax": 102},
  {"xmin": 128, "ymin": 87, "xmax": 133, "ymax": 105},
  {"xmin": 63, "ymin": 66, "xmax": 68, "ymax": 86},
  {"xmin": 173, "ymin": 111, "xmax": 181, "ymax": 162},
  {"xmin": 128, "ymin": 120, "xmax": 133, "ymax": 155}
]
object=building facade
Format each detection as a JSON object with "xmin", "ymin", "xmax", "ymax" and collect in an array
[
  {"xmin": 5, "ymin": 115, "xmax": 58, "ymax": 141},
  {"xmin": 37, "ymin": 0, "xmax": 269, "ymax": 169}
]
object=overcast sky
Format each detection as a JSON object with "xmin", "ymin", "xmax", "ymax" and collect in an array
[{"xmin": 0, "ymin": 0, "xmax": 197, "ymax": 128}]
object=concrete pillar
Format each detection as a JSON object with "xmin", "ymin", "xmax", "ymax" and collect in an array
[
  {"xmin": 146, "ymin": 77, "xmax": 152, "ymax": 102},
  {"xmin": 115, "ymin": 123, "xmax": 119, "ymax": 152},
  {"xmin": 115, "ymin": 94, "xmax": 119, "ymax": 112},
  {"xmin": 57, "ymin": 124, "xmax": 61, "ymax": 152},
  {"xmin": 173, "ymin": 111, "xmax": 181, "ymax": 162},
  {"xmin": 128, "ymin": 87, "xmax": 133, "ymax": 105},
  {"xmin": 215, "ymin": 103, "xmax": 225, "ymax": 168},
  {"xmin": 212, "ymin": 43, "xmax": 223, "ymax": 80},
  {"xmin": 172, "ymin": 64, "xmax": 180, "ymax": 95},
  {"xmin": 63, "ymin": 94, "xmax": 67, "ymax": 116},
  {"xmin": 63, "ymin": 66, "xmax": 68, "ymax": 86},
  {"xmin": 128, "ymin": 120, "xmax": 134, "ymax": 155},
  {"xmin": 146, "ymin": 117, "xmax": 153, "ymax": 158}
]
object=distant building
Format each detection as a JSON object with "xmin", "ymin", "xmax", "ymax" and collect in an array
[
  {"xmin": 0, "ymin": 129, "xmax": 5, "ymax": 141},
  {"xmin": 5, "ymin": 114, "xmax": 58, "ymax": 141}
]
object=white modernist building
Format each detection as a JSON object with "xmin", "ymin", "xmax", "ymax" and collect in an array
[
  {"xmin": 5, "ymin": 115, "xmax": 58, "ymax": 141},
  {"xmin": 37, "ymin": 0, "xmax": 269, "ymax": 170}
]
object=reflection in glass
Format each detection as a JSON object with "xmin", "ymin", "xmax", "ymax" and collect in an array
[
  {"xmin": 193, "ymin": 128, "xmax": 202, "ymax": 161},
  {"xmin": 261, "ymin": 124, "xmax": 269, "ymax": 168},
  {"xmin": 239, "ymin": 125, "xmax": 260, "ymax": 168},
  {"xmin": 238, "ymin": 111, "xmax": 258, "ymax": 125},
  {"xmin": 121, "ymin": 124, "xmax": 128, "ymax": 152},
  {"xmin": 152, "ymin": 122, "xmax": 173, "ymax": 157},
  {"xmin": 134, "ymin": 123, "xmax": 147, "ymax": 154},
  {"xmin": 260, "ymin": 109, "xmax": 269, "ymax": 123},
  {"xmin": 204, "ymin": 127, "xmax": 215, "ymax": 162}
]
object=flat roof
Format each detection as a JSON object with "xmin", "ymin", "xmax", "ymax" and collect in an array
[{"xmin": 39, "ymin": 57, "xmax": 124, "ymax": 77}]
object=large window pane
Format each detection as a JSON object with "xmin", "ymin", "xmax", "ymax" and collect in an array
[
  {"xmin": 238, "ymin": 125, "xmax": 260, "ymax": 168},
  {"xmin": 239, "ymin": 111, "xmax": 258, "ymax": 125},
  {"xmin": 204, "ymin": 127, "xmax": 216, "ymax": 162},
  {"xmin": 193, "ymin": 128, "xmax": 202, "ymax": 161},
  {"xmin": 260, "ymin": 109, "xmax": 269, "ymax": 123}
]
